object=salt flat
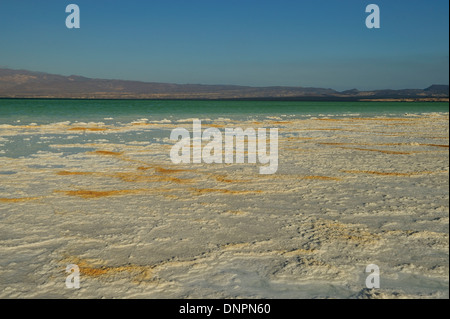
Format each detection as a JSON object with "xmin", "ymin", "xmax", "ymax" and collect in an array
[{"xmin": 0, "ymin": 113, "xmax": 448, "ymax": 298}]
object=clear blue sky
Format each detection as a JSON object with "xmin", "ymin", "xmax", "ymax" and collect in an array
[{"xmin": 0, "ymin": 0, "xmax": 448, "ymax": 90}]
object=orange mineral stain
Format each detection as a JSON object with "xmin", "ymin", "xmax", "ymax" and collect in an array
[
  {"xmin": 338, "ymin": 146, "xmax": 412, "ymax": 155},
  {"xmin": 302, "ymin": 176, "xmax": 342, "ymax": 181},
  {"xmin": 190, "ymin": 188, "xmax": 263, "ymax": 195},
  {"xmin": 57, "ymin": 170, "xmax": 94, "ymax": 176},
  {"xmin": 0, "ymin": 197, "xmax": 41, "ymax": 203},
  {"xmin": 341, "ymin": 170, "xmax": 434, "ymax": 176},
  {"xmin": 68, "ymin": 127, "xmax": 107, "ymax": 132},
  {"xmin": 55, "ymin": 189, "xmax": 147, "ymax": 198},
  {"xmin": 89, "ymin": 150, "xmax": 123, "ymax": 156},
  {"xmin": 61, "ymin": 257, "xmax": 154, "ymax": 281}
]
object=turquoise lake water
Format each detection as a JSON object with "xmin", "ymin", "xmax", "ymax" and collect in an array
[
  {"xmin": 0, "ymin": 99, "xmax": 447, "ymax": 158},
  {"xmin": 0, "ymin": 99, "xmax": 448, "ymax": 125}
]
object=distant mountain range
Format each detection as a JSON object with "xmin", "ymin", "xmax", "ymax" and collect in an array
[{"xmin": 0, "ymin": 68, "xmax": 448, "ymax": 101}]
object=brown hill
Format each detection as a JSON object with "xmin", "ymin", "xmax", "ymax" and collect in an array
[{"xmin": 0, "ymin": 68, "xmax": 448, "ymax": 101}]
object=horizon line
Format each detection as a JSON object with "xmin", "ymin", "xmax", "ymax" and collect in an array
[{"xmin": 1, "ymin": 67, "xmax": 448, "ymax": 93}]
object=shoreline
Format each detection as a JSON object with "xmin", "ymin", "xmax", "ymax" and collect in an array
[{"xmin": 0, "ymin": 97, "xmax": 448, "ymax": 102}]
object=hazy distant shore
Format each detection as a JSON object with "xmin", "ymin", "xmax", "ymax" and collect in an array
[
  {"xmin": 0, "ymin": 97, "xmax": 448, "ymax": 102},
  {"xmin": 1, "ymin": 68, "xmax": 448, "ymax": 101}
]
